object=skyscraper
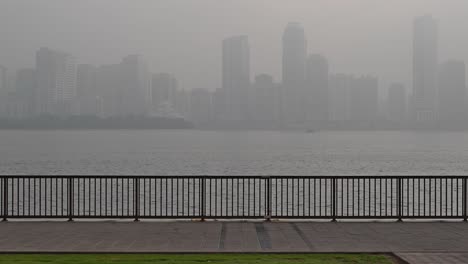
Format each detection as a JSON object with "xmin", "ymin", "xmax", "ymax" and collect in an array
[
  {"xmin": 35, "ymin": 47, "xmax": 77, "ymax": 116},
  {"xmin": 0, "ymin": 66, "xmax": 6, "ymax": 94},
  {"xmin": 189, "ymin": 88, "xmax": 212, "ymax": 125},
  {"xmin": 151, "ymin": 73, "xmax": 178, "ymax": 116},
  {"xmin": 222, "ymin": 35, "xmax": 250, "ymax": 122},
  {"xmin": 76, "ymin": 64, "xmax": 99, "ymax": 116},
  {"xmin": 0, "ymin": 66, "xmax": 8, "ymax": 117},
  {"xmin": 252, "ymin": 74, "xmax": 280, "ymax": 124},
  {"xmin": 15, "ymin": 68, "xmax": 36, "ymax": 116},
  {"xmin": 438, "ymin": 60, "xmax": 466, "ymax": 123},
  {"xmin": 96, "ymin": 63, "xmax": 122, "ymax": 117},
  {"xmin": 412, "ymin": 15, "xmax": 438, "ymax": 122},
  {"xmin": 387, "ymin": 83, "xmax": 407, "ymax": 124},
  {"xmin": 282, "ymin": 22, "xmax": 307, "ymax": 125},
  {"xmin": 306, "ymin": 54, "xmax": 329, "ymax": 126},
  {"xmin": 120, "ymin": 55, "xmax": 151, "ymax": 116},
  {"xmin": 349, "ymin": 75, "xmax": 379, "ymax": 122},
  {"xmin": 329, "ymin": 74, "xmax": 352, "ymax": 122}
]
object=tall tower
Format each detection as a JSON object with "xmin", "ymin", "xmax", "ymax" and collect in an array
[
  {"xmin": 438, "ymin": 60, "xmax": 466, "ymax": 123},
  {"xmin": 387, "ymin": 83, "xmax": 407, "ymax": 124},
  {"xmin": 120, "ymin": 55, "xmax": 151, "ymax": 116},
  {"xmin": 282, "ymin": 22, "xmax": 307, "ymax": 125},
  {"xmin": 0, "ymin": 66, "xmax": 7, "ymax": 117},
  {"xmin": 222, "ymin": 35, "xmax": 250, "ymax": 122},
  {"xmin": 306, "ymin": 54, "xmax": 329, "ymax": 126},
  {"xmin": 412, "ymin": 15, "xmax": 438, "ymax": 123},
  {"xmin": 35, "ymin": 47, "xmax": 76, "ymax": 116}
]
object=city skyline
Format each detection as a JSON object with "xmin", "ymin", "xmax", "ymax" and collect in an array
[
  {"xmin": 2, "ymin": 0, "xmax": 468, "ymax": 92},
  {"xmin": 0, "ymin": 15, "xmax": 467, "ymax": 129}
]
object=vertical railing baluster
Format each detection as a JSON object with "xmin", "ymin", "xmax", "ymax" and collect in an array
[
  {"xmin": 397, "ymin": 177, "xmax": 402, "ymax": 222},
  {"xmin": 68, "ymin": 177, "xmax": 73, "ymax": 222},
  {"xmin": 201, "ymin": 177, "xmax": 206, "ymax": 221},
  {"xmin": 463, "ymin": 177, "xmax": 467, "ymax": 222},
  {"xmin": 2, "ymin": 177, "xmax": 7, "ymax": 221},
  {"xmin": 265, "ymin": 176, "xmax": 272, "ymax": 221},
  {"xmin": 134, "ymin": 177, "xmax": 140, "ymax": 222},
  {"xmin": 332, "ymin": 178, "xmax": 337, "ymax": 222}
]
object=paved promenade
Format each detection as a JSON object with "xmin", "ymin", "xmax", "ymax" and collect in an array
[{"xmin": 1, "ymin": 221, "xmax": 468, "ymax": 263}]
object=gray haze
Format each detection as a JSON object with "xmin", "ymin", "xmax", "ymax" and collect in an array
[{"xmin": 2, "ymin": 0, "xmax": 468, "ymax": 91}]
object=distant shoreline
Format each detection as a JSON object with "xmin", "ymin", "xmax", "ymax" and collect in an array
[{"xmin": 0, "ymin": 116, "xmax": 195, "ymax": 130}]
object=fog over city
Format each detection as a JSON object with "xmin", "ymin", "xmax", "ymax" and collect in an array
[{"xmin": 0, "ymin": 0, "xmax": 468, "ymax": 130}]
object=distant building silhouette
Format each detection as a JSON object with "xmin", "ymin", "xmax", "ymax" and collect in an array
[
  {"xmin": 412, "ymin": 15, "xmax": 438, "ymax": 123},
  {"xmin": 438, "ymin": 60, "xmax": 466, "ymax": 123},
  {"xmin": 120, "ymin": 55, "xmax": 151, "ymax": 116},
  {"xmin": 151, "ymin": 73, "xmax": 178, "ymax": 116},
  {"xmin": 0, "ymin": 66, "xmax": 8, "ymax": 117},
  {"xmin": 35, "ymin": 47, "xmax": 77, "ymax": 116},
  {"xmin": 282, "ymin": 22, "xmax": 307, "ymax": 125},
  {"xmin": 329, "ymin": 74, "xmax": 352, "ymax": 122},
  {"xmin": 306, "ymin": 54, "xmax": 329, "ymax": 127},
  {"xmin": 174, "ymin": 89, "xmax": 190, "ymax": 119},
  {"xmin": 387, "ymin": 83, "xmax": 407, "ymax": 124},
  {"xmin": 76, "ymin": 64, "xmax": 100, "ymax": 116},
  {"xmin": 349, "ymin": 75, "xmax": 379, "ymax": 123},
  {"xmin": 212, "ymin": 88, "xmax": 226, "ymax": 123},
  {"xmin": 222, "ymin": 35, "xmax": 250, "ymax": 122},
  {"xmin": 15, "ymin": 68, "xmax": 36, "ymax": 117},
  {"xmin": 96, "ymin": 63, "xmax": 123, "ymax": 117},
  {"xmin": 189, "ymin": 88, "xmax": 212, "ymax": 125},
  {"xmin": 252, "ymin": 74, "xmax": 280, "ymax": 124}
]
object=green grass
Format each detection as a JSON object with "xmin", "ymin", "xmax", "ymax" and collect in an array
[{"xmin": 0, "ymin": 254, "xmax": 393, "ymax": 264}]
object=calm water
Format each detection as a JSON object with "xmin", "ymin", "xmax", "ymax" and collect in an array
[{"xmin": 1, "ymin": 130, "xmax": 468, "ymax": 175}]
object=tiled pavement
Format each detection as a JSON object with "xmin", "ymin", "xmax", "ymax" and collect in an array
[
  {"xmin": 396, "ymin": 253, "xmax": 468, "ymax": 264},
  {"xmin": 1, "ymin": 221, "xmax": 468, "ymax": 263}
]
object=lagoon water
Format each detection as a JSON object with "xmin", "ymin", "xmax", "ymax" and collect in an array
[{"xmin": 1, "ymin": 130, "xmax": 468, "ymax": 176}]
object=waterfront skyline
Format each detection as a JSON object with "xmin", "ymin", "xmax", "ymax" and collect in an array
[
  {"xmin": 2, "ymin": 0, "xmax": 468, "ymax": 92},
  {"xmin": 1, "ymin": 2, "xmax": 468, "ymax": 129}
]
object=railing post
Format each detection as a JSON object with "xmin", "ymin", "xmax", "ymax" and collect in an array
[
  {"xmin": 332, "ymin": 178, "xmax": 337, "ymax": 222},
  {"xmin": 68, "ymin": 177, "xmax": 73, "ymax": 222},
  {"xmin": 134, "ymin": 178, "xmax": 140, "ymax": 222},
  {"xmin": 463, "ymin": 177, "xmax": 467, "ymax": 222},
  {"xmin": 265, "ymin": 176, "xmax": 272, "ymax": 221},
  {"xmin": 397, "ymin": 178, "xmax": 402, "ymax": 222},
  {"xmin": 2, "ymin": 177, "xmax": 7, "ymax": 222},
  {"xmin": 201, "ymin": 177, "xmax": 206, "ymax": 221}
]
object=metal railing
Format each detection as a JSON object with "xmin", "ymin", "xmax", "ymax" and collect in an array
[{"xmin": 1, "ymin": 176, "xmax": 467, "ymax": 221}]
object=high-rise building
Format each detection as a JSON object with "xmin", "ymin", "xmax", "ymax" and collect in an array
[
  {"xmin": 35, "ymin": 47, "xmax": 77, "ymax": 116},
  {"xmin": 0, "ymin": 66, "xmax": 8, "ymax": 117},
  {"xmin": 96, "ymin": 64, "xmax": 122, "ymax": 117},
  {"xmin": 0, "ymin": 66, "xmax": 6, "ymax": 94},
  {"xmin": 282, "ymin": 22, "xmax": 307, "ymax": 124},
  {"xmin": 306, "ymin": 54, "xmax": 329, "ymax": 126},
  {"xmin": 151, "ymin": 73, "xmax": 178, "ymax": 116},
  {"xmin": 222, "ymin": 35, "xmax": 250, "ymax": 122},
  {"xmin": 412, "ymin": 15, "xmax": 438, "ymax": 122},
  {"xmin": 120, "ymin": 55, "xmax": 151, "ymax": 116},
  {"xmin": 329, "ymin": 74, "xmax": 352, "ymax": 122},
  {"xmin": 15, "ymin": 68, "xmax": 36, "ymax": 116},
  {"xmin": 387, "ymin": 83, "xmax": 407, "ymax": 124},
  {"xmin": 76, "ymin": 64, "xmax": 100, "ymax": 116},
  {"xmin": 349, "ymin": 75, "xmax": 379, "ymax": 122},
  {"xmin": 212, "ymin": 88, "xmax": 226, "ymax": 123},
  {"xmin": 189, "ymin": 88, "xmax": 212, "ymax": 125},
  {"xmin": 252, "ymin": 74, "xmax": 280, "ymax": 124},
  {"xmin": 174, "ymin": 89, "xmax": 190, "ymax": 118},
  {"xmin": 438, "ymin": 60, "xmax": 466, "ymax": 123}
]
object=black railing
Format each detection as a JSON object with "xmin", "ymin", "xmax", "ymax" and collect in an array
[{"xmin": 1, "ymin": 176, "xmax": 467, "ymax": 221}]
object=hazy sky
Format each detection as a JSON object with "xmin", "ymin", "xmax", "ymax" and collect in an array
[{"xmin": 1, "ymin": 0, "xmax": 468, "ymax": 94}]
